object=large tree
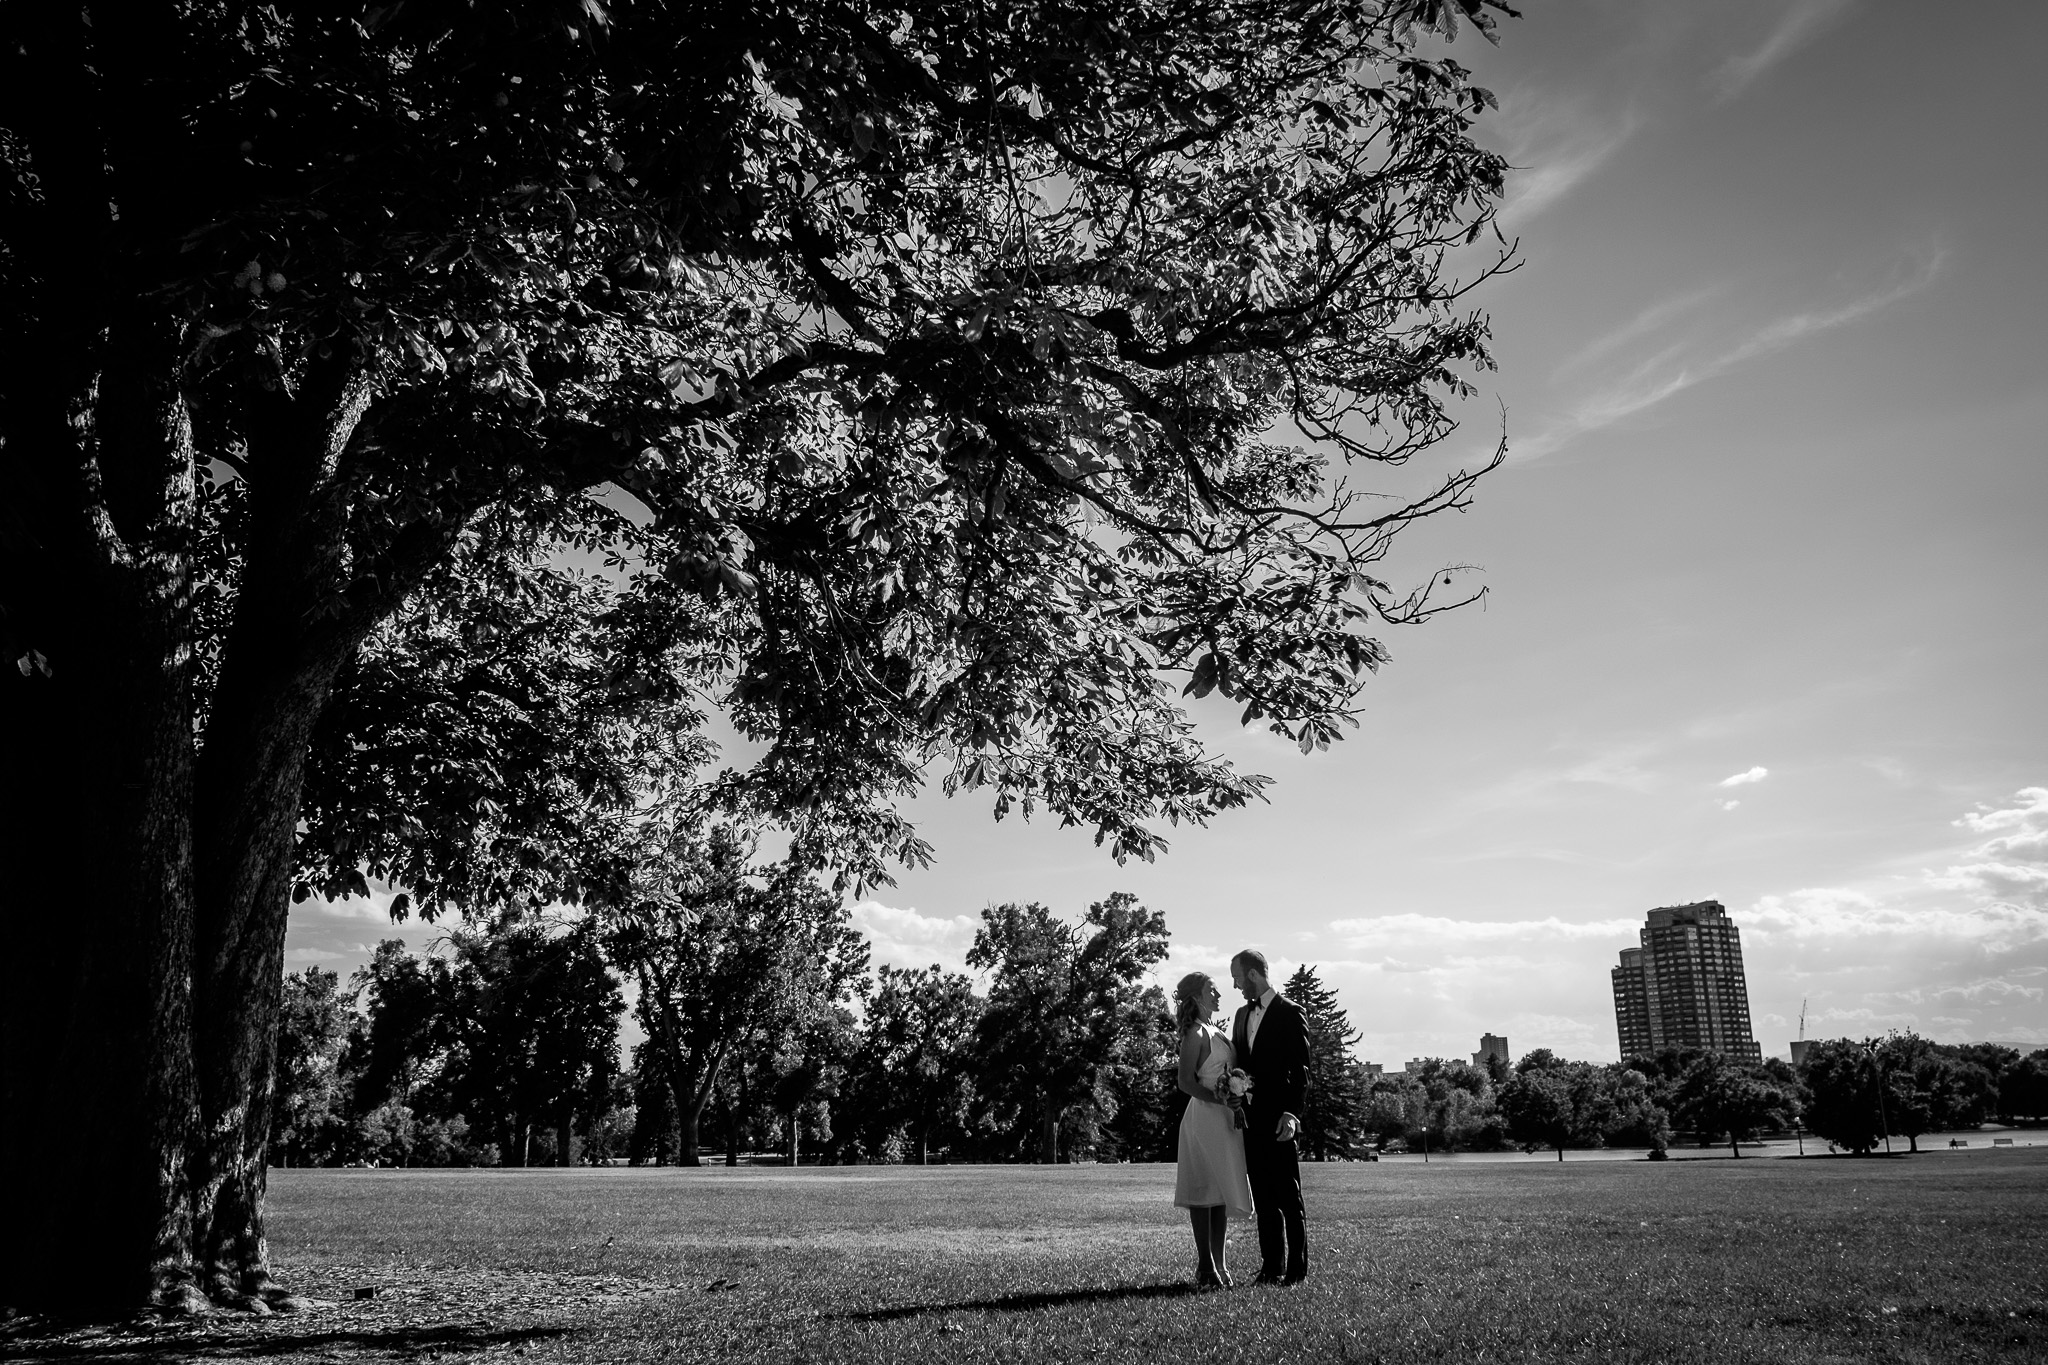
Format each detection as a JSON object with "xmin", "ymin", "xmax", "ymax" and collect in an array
[
  {"xmin": 1, "ymin": 0, "xmax": 1516, "ymax": 1313},
  {"xmin": 1498, "ymin": 1051, "xmax": 1663, "ymax": 1161},
  {"xmin": 610, "ymin": 826, "xmax": 869, "ymax": 1167},
  {"xmin": 1671, "ymin": 1053, "xmax": 1799, "ymax": 1159},
  {"xmin": 441, "ymin": 919, "xmax": 625, "ymax": 1167},
  {"xmin": 848, "ymin": 963, "xmax": 984, "ymax": 1163},
  {"xmin": 268, "ymin": 969, "xmax": 356, "ymax": 1169},
  {"xmin": 2002, "ymin": 1051, "xmax": 2048, "ymax": 1123},
  {"xmin": 1798, "ymin": 1039, "xmax": 1890, "ymax": 1155},
  {"xmin": 1869, "ymin": 1032, "xmax": 1993, "ymax": 1154},
  {"xmin": 968, "ymin": 894, "xmax": 1170, "ymax": 1161}
]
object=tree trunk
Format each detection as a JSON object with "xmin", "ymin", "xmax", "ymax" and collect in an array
[
  {"xmin": 1730, "ymin": 1133, "xmax": 1741, "ymax": 1159},
  {"xmin": 668, "ymin": 1039, "xmax": 729, "ymax": 1168},
  {"xmin": 189, "ymin": 632, "xmax": 351, "ymax": 1306},
  {"xmin": 0, "ymin": 6, "xmax": 375, "ymax": 1317},
  {"xmin": 1, "ymin": 302, "xmax": 214, "ymax": 1315},
  {"xmin": 1, "ymin": 550, "xmax": 207, "ymax": 1315},
  {"xmin": 676, "ymin": 1103, "xmax": 702, "ymax": 1167},
  {"xmin": 1042, "ymin": 1099, "xmax": 1059, "ymax": 1164}
]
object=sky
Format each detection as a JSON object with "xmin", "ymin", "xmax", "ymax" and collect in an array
[{"xmin": 287, "ymin": 1, "xmax": 2048, "ymax": 1066}]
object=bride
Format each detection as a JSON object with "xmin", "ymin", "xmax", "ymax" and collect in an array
[{"xmin": 1173, "ymin": 972, "xmax": 1252, "ymax": 1288}]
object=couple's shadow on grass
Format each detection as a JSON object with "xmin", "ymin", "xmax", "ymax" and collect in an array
[
  {"xmin": 3, "ymin": 1322, "xmax": 573, "ymax": 1361},
  {"xmin": 841, "ymin": 1281, "xmax": 1201, "ymax": 1323}
]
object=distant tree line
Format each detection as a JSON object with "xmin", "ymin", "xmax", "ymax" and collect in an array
[
  {"xmin": 1290, "ymin": 1030, "xmax": 2048, "ymax": 1161},
  {"xmin": 274, "ymin": 898, "xmax": 2048, "ymax": 1167},
  {"xmin": 271, "ymin": 880, "xmax": 1179, "ymax": 1167}
]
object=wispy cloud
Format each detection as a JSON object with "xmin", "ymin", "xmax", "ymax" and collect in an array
[
  {"xmin": 1551, "ymin": 286, "xmax": 1726, "ymax": 380},
  {"xmin": 1494, "ymin": 87, "xmax": 1639, "ymax": 224},
  {"xmin": 1710, "ymin": 0, "xmax": 1857, "ymax": 102},
  {"xmin": 1511, "ymin": 242, "xmax": 1946, "ymax": 463},
  {"xmin": 1719, "ymin": 766, "xmax": 1770, "ymax": 787}
]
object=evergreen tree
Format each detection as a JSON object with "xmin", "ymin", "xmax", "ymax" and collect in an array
[{"xmin": 1283, "ymin": 965, "xmax": 1368, "ymax": 1160}]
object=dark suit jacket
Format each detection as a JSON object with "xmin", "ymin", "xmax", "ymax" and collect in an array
[{"xmin": 1232, "ymin": 993, "xmax": 1309, "ymax": 1127}]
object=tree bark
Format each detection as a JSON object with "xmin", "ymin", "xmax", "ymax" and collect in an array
[
  {"xmin": 1, "ymin": 307, "xmax": 209, "ymax": 1314},
  {"xmin": 675, "ymin": 1096, "xmax": 702, "ymax": 1167},
  {"xmin": 189, "ymin": 642, "xmax": 352, "ymax": 1305},
  {"xmin": 3, "ymin": 8, "xmax": 489, "ymax": 1314},
  {"xmin": 665, "ymin": 1038, "xmax": 729, "ymax": 1168}
]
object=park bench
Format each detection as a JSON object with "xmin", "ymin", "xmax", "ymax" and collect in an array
[{"xmin": 1992, "ymin": 1138, "xmax": 2014, "ymax": 1147}]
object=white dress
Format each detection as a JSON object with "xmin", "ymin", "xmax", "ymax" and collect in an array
[{"xmin": 1174, "ymin": 1022, "xmax": 1253, "ymax": 1215}]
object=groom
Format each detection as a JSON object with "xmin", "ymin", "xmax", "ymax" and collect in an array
[{"xmin": 1230, "ymin": 949, "xmax": 1309, "ymax": 1285}]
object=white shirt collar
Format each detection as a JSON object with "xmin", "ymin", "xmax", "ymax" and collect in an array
[{"xmin": 1255, "ymin": 987, "xmax": 1276, "ymax": 1010}]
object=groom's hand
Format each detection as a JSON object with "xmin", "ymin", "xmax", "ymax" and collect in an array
[{"xmin": 1275, "ymin": 1113, "xmax": 1299, "ymax": 1142}]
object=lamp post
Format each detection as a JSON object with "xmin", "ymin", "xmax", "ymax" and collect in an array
[{"xmin": 1421, "ymin": 1125, "xmax": 1430, "ymax": 1164}]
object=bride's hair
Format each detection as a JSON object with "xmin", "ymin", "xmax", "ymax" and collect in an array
[{"xmin": 1174, "ymin": 972, "xmax": 1214, "ymax": 1037}]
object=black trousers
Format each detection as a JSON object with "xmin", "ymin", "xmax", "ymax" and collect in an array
[{"xmin": 1243, "ymin": 1128, "xmax": 1307, "ymax": 1277}]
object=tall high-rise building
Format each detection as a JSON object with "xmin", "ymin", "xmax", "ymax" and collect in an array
[
  {"xmin": 1472, "ymin": 1033, "xmax": 1510, "ymax": 1068},
  {"xmin": 1610, "ymin": 901, "xmax": 1763, "ymax": 1064}
]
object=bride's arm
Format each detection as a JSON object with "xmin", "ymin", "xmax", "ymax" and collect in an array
[{"xmin": 1177, "ymin": 1029, "xmax": 1218, "ymax": 1102}]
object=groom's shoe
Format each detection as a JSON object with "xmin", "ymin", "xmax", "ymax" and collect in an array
[
  {"xmin": 1281, "ymin": 1267, "xmax": 1309, "ymax": 1286},
  {"xmin": 1254, "ymin": 1269, "xmax": 1286, "ymax": 1286}
]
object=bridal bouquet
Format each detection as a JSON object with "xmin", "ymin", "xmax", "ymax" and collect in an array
[{"xmin": 1217, "ymin": 1068, "xmax": 1253, "ymax": 1130}]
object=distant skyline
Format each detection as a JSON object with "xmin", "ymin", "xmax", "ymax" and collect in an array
[{"xmin": 287, "ymin": 1, "xmax": 2048, "ymax": 1065}]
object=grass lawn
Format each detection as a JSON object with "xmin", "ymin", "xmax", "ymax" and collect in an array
[{"xmin": 13, "ymin": 1150, "xmax": 2046, "ymax": 1363}]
